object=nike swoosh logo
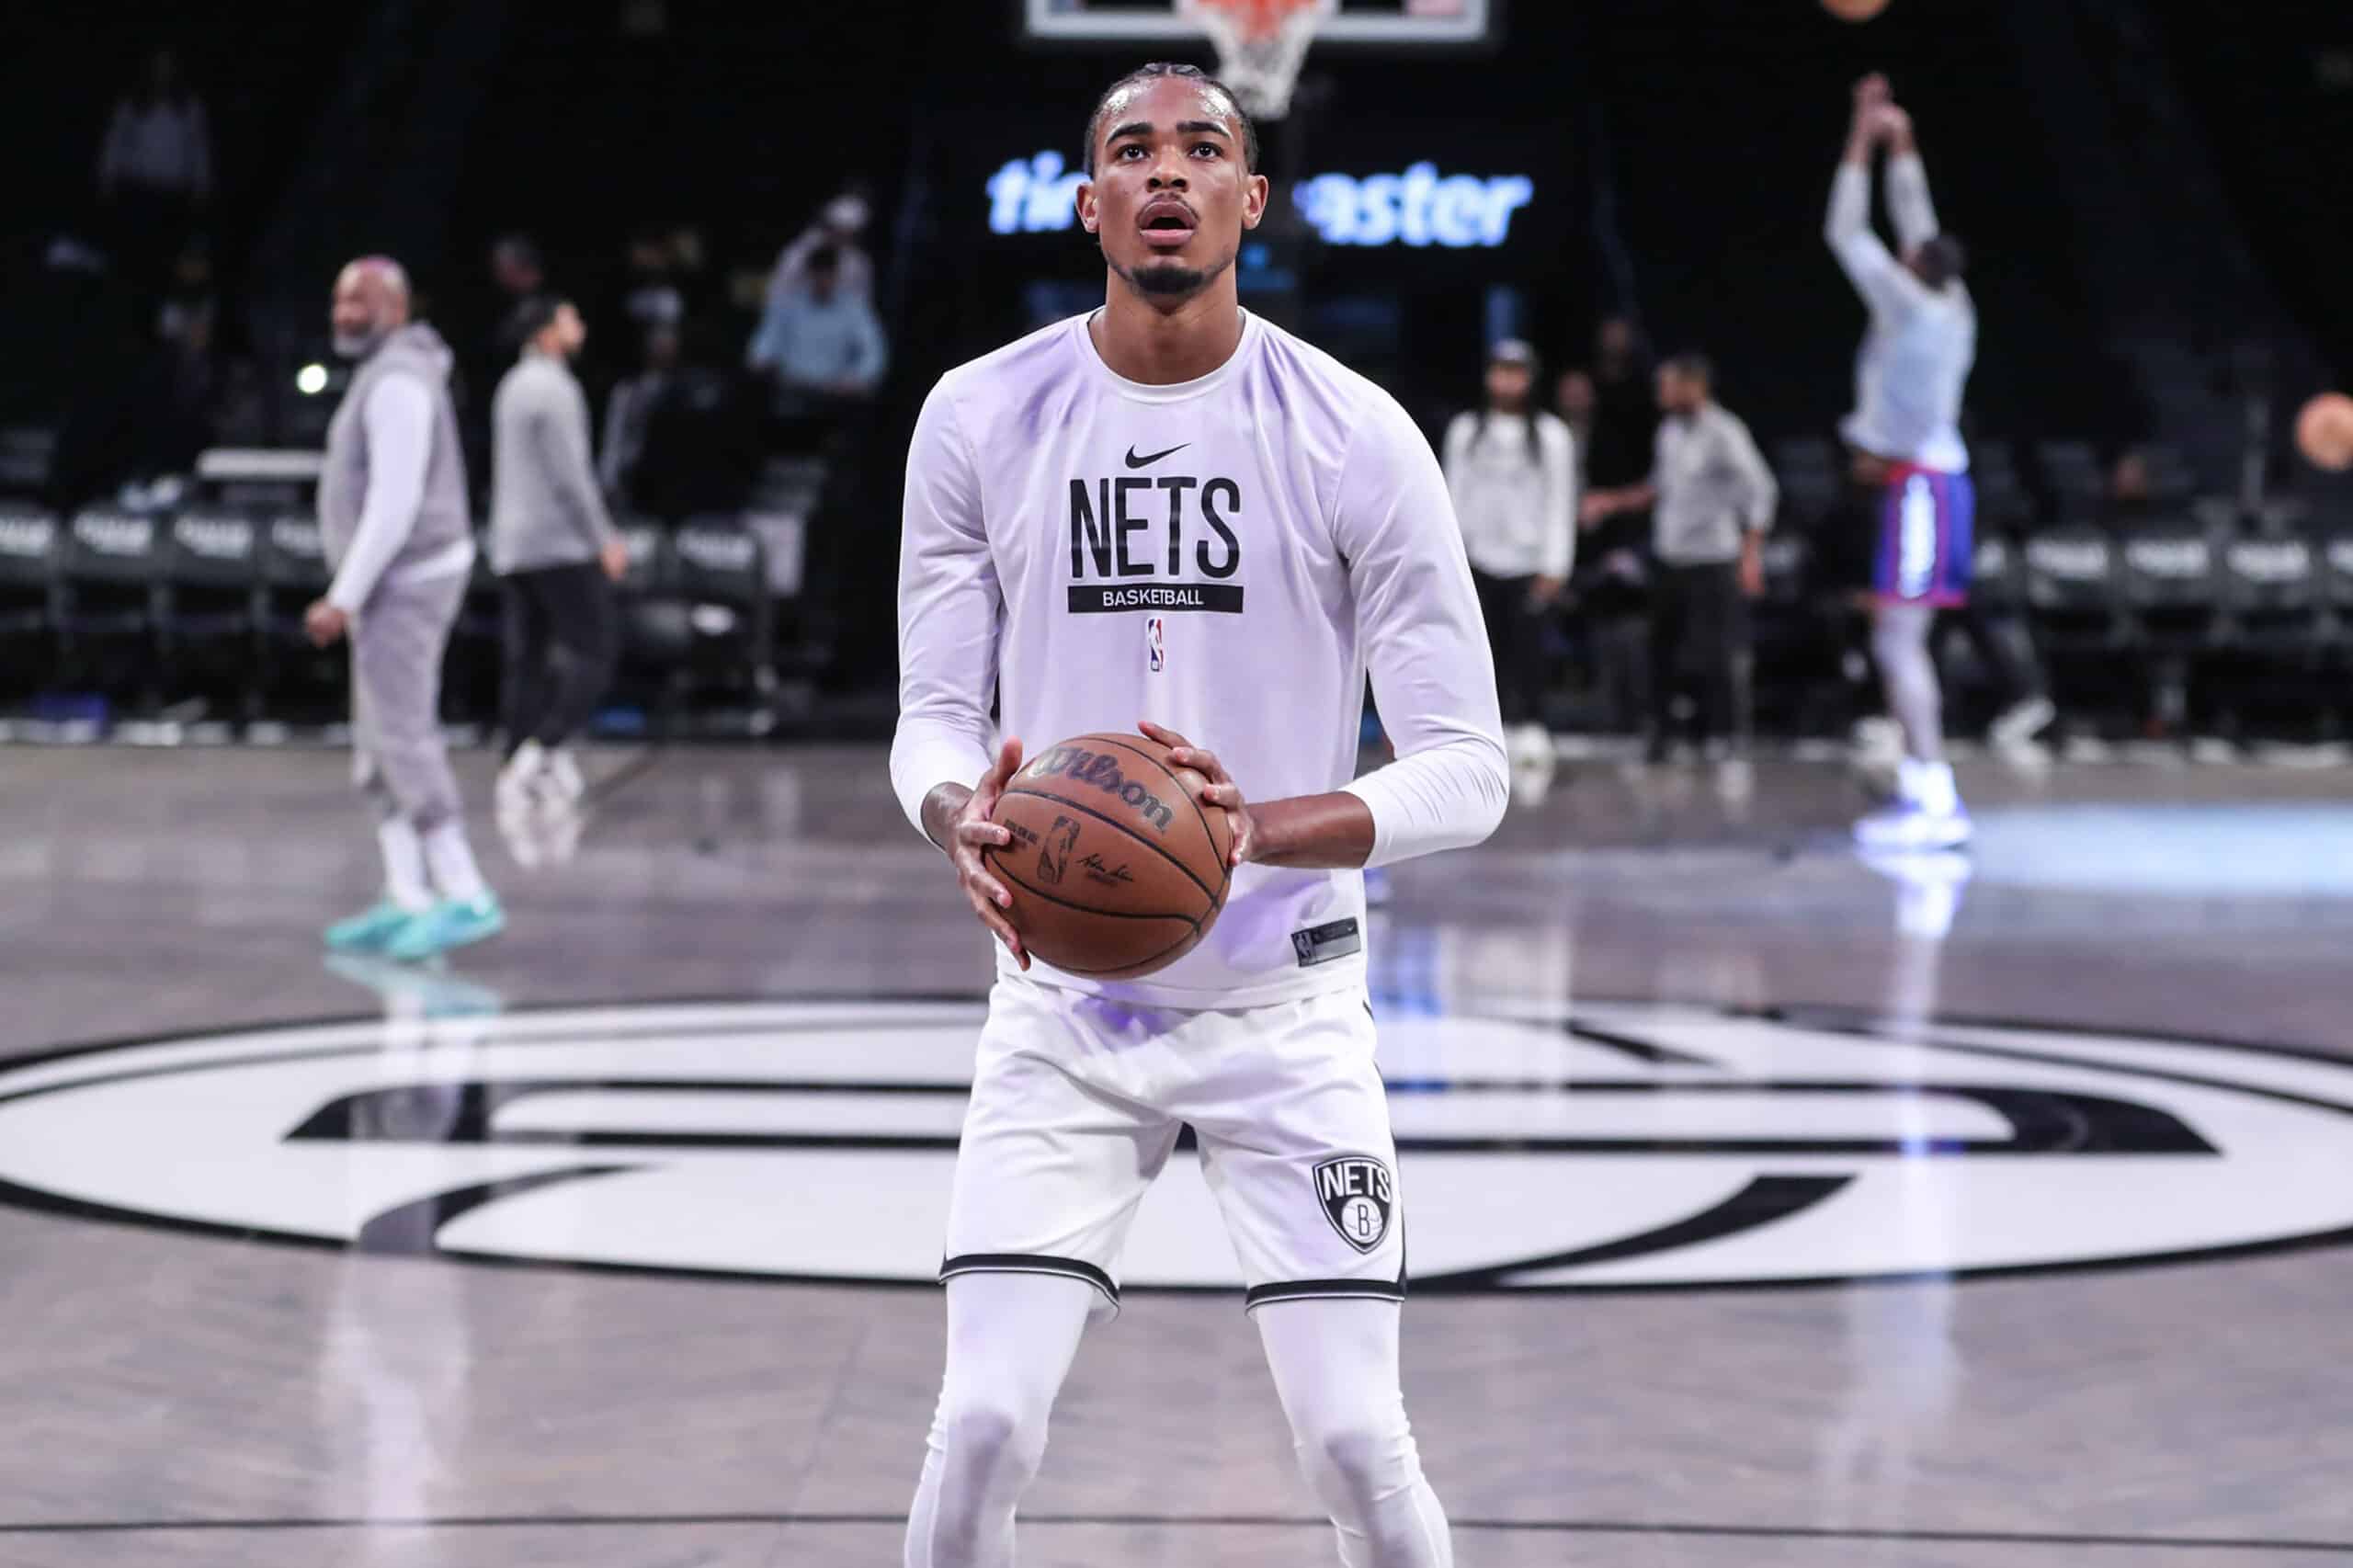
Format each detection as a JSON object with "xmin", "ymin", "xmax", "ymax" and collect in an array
[{"xmin": 1125, "ymin": 442, "xmax": 1190, "ymax": 469}]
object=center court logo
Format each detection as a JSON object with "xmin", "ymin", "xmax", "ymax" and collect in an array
[{"xmin": 4, "ymin": 999, "xmax": 2353, "ymax": 1292}]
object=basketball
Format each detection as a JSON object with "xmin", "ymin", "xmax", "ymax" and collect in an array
[
  {"xmin": 2295, "ymin": 392, "xmax": 2353, "ymax": 472},
  {"xmin": 986, "ymin": 733, "xmax": 1235, "ymax": 979},
  {"xmin": 1823, "ymin": 0, "xmax": 1892, "ymax": 19}
]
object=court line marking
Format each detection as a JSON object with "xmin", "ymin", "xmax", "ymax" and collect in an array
[{"xmin": 0, "ymin": 1514, "xmax": 2345, "ymax": 1552}]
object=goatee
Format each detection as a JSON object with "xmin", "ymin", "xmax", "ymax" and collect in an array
[{"xmin": 1109, "ymin": 250, "xmax": 1233, "ymax": 302}]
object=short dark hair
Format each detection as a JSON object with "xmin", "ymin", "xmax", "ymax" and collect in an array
[
  {"xmin": 1913, "ymin": 234, "xmax": 1968, "ymax": 289},
  {"xmin": 1661, "ymin": 352, "xmax": 1713, "ymax": 387},
  {"xmin": 806, "ymin": 245, "xmax": 841, "ymax": 276},
  {"xmin": 505, "ymin": 292, "xmax": 564, "ymax": 347},
  {"xmin": 1084, "ymin": 62, "xmax": 1259, "ymax": 177}
]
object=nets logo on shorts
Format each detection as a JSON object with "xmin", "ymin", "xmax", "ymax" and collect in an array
[{"xmin": 1313, "ymin": 1155, "xmax": 1394, "ymax": 1253}]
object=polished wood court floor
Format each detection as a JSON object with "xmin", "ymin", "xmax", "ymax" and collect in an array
[{"xmin": 5, "ymin": 742, "xmax": 2350, "ymax": 1567}]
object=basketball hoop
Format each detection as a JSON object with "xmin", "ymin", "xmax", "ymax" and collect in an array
[{"xmin": 1182, "ymin": 0, "xmax": 1334, "ymax": 120}]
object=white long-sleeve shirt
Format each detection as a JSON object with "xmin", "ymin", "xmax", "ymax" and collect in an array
[
  {"xmin": 324, "ymin": 378, "xmax": 474, "ymax": 613},
  {"xmin": 892, "ymin": 310, "xmax": 1508, "ymax": 1008},
  {"xmin": 1442, "ymin": 410, "xmax": 1576, "ymax": 580},
  {"xmin": 1826, "ymin": 153, "xmax": 1976, "ymax": 472}
]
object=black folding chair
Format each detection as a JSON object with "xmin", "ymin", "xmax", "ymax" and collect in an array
[
  {"xmin": 158, "ymin": 509, "xmax": 263, "ymax": 717},
  {"xmin": 0, "ymin": 507, "xmax": 60, "ymax": 699},
  {"xmin": 55, "ymin": 509, "xmax": 163, "ymax": 710}
]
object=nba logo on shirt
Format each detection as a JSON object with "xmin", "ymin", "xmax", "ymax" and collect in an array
[{"xmin": 1146, "ymin": 615, "xmax": 1165, "ymax": 673}]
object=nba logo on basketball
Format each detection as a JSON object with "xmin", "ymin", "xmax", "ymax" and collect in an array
[
  {"xmin": 1146, "ymin": 615, "xmax": 1165, "ymax": 673},
  {"xmin": 1312, "ymin": 1156, "xmax": 1394, "ymax": 1253}
]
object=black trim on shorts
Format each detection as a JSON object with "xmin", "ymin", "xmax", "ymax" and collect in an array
[
  {"xmin": 939, "ymin": 1252, "xmax": 1120, "ymax": 1305},
  {"xmin": 1243, "ymin": 1275, "xmax": 1408, "ymax": 1311}
]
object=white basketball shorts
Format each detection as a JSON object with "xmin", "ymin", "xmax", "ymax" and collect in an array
[{"xmin": 940, "ymin": 974, "xmax": 1405, "ymax": 1318}]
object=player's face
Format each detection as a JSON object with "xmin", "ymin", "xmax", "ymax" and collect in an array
[
  {"xmin": 1078, "ymin": 76, "xmax": 1267, "ymax": 302},
  {"xmin": 329, "ymin": 267, "xmax": 393, "ymax": 358}
]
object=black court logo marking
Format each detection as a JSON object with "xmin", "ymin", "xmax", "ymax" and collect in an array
[
  {"xmin": 1313, "ymin": 1155, "xmax": 1394, "ymax": 1253},
  {"xmin": 7, "ymin": 999, "xmax": 2353, "ymax": 1295}
]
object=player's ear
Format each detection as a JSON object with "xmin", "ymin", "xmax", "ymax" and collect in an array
[
  {"xmin": 1241, "ymin": 173, "xmax": 1270, "ymax": 231},
  {"xmin": 1075, "ymin": 177, "xmax": 1100, "ymax": 235}
]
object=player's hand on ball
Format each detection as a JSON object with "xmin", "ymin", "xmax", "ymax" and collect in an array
[
  {"xmin": 949, "ymin": 736, "xmax": 1029, "ymax": 969},
  {"xmin": 1138, "ymin": 720, "xmax": 1254, "ymax": 868}
]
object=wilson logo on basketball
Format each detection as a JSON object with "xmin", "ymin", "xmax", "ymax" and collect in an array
[{"xmin": 1022, "ymin": 746, "xmax": 1176, "ymax": 832}]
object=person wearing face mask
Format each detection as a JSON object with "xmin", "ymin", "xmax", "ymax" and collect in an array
[{"xmin": 308, "ymin": 256, "xmax": 504, "ymax": 964}]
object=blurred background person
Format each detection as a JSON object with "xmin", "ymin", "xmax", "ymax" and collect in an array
[
  {"xmin": 1829, "ymin": 76, "xmax": 1979, "ymax": 850},
  {"xmin": 489, "ymin": 296, "xmax": 627, "ymax": 815},
  {"xmin": 1445, "ymin": 338, "xmax": 1575, "ymax": 772},
  {"xmin": 95, "ymin": 47, "xmax": 211, "ymax": 296},
  {"xmin": 766, "ymin": 188, "xmax": 875, "ymax": 308},
  {"xmin": 1586, "ymin": 354, "xmax": 1776, "ymax": 766},
  {"xmin": 311, "ymin": 257, "xmax": 503, "ymax": 963},
  {"xmin": 745, "ymin": 244, "xmax": 887, "ymax": 437},
  {"xmin": 1563, "ymin": 363, "xmax": 1652, "ymax": 737}
]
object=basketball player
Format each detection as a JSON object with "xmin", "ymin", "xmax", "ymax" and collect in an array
[
  {"xmin": 1828, "ymin": 75, "xmax": 1978, "ymax": 849},
  {"xmin": 489, "ymin": 294, "xmax": 627, "ymax": 813},
  {"xmin": 312, "ymin": 257, "xmax": 505, "ymax": 961},
  {"xmin": 891, "ymin": 62, "xmax": 1506, "ymax": 1568}
]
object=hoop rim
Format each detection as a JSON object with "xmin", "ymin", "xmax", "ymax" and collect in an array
[{"xmin": 1181, "ymin": 0, "xmax": 1336, "ymax": 41}]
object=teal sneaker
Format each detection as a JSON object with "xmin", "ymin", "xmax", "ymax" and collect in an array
[
  {"xmin": 324, "ymin": 899, "xmax": 419, "ymax": 954},
  {"xmin": 383, "ymin": 894, "xmax": 506, "ymax": 962}
]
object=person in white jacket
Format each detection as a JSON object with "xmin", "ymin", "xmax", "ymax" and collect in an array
[{"xmin": 1442, "ymin": 337, "xmax": 1575, "ymax": 767}]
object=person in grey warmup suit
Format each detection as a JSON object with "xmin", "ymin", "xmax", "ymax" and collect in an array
[
  {"xmin": 312, "ymin": 256, "xmax": 505, "ymax": 961},
  {"xmin": 489, "ymin": 295, "xmax": 627, "ymax": 812}
]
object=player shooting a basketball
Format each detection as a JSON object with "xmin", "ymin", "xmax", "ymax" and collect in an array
[
  {"xmin": 1830, "ymin": 74, "xmax": 1980, "ymax": 851},
  {"xmin": 890, "ymin": 59, "xmax": 1506, "ymax": 1568}
]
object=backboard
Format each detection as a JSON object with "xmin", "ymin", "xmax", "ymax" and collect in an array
[{"xmin": 1020, "ymin": 0, "xmax": 1495, "ymax": 48}]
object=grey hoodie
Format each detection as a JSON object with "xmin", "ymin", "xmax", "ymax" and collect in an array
[{"xmin": 318, "ymin": 322, "xmax": 472, "ymax": 588}]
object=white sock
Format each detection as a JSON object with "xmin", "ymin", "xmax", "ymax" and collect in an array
[
  {"xmin": 376, "ymin": 819, "xmax": 433, "ymax": 913},
  {"xmin": 1899, "ymin": 759, "xmax": 1960, "ymax": 815},
  {"xmin": 421, "ymin": 821, "xmax": 491, "ymax": 904}
]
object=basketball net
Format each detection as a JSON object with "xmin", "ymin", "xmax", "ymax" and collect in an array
[{"xmin": 1182, "ymin": 0, "xmax": 1334, "ymax": 120}]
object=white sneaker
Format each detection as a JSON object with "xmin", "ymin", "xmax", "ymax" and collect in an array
[
  {"xmin": 1854, "ymin": 801, "xmax": 1972, "ymax": 852},
  {"xmin": 1507, "ymin": 722, "xmax": 1552, "ymax": 767},
  {"xmin": 1989, "ymin": 695, "xmax": 2057, "ymax": 748},
  {"xmin": 497, "ymin": 740, "xmax": 547, "ymax": 815}
]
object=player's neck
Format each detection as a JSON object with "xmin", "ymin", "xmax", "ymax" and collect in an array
[{"xmin": 1089, "ymin": 283, "xmax": 1245, "ymax": 387}]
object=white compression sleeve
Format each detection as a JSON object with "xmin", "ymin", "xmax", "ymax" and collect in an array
[
  {"xmin": 1333, "ymin": 391, "xmax": 1508, "ymax": 868},
  {"xmin": 1256, "ymin": 1299, "xmax": 1453, "ymax": 1568},
  {"xmin": 904, "ymin": 1272, "xmax": 1094, "ymax": 1568}
]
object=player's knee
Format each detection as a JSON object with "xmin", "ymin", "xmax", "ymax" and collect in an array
[
  {"xmin": 940, "ymin": 1390, "xmax": 1049, "ymax": 1494},
  {"xmin": 1302, "ymin": 1414, "xmax": 1407, "ymax": 1506}
]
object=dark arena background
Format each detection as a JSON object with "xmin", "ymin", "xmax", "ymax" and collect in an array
[{"xmin": 5, "ymin": 2, "xmax": 2353, "ymax": 1565}]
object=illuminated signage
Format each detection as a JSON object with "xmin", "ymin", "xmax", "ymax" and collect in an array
[{"xmin": 986, "ymin": 152, "xmax": 1534, "ymax": 249}]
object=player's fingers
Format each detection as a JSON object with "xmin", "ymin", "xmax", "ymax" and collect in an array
[
  {"xmin": 1169, "ymin": 745, "xmax": 1232, "ymax": 786},
  {"xmin": 1199, "ymin": 780, "xmax": 1245, "ymax": 810},
  {"xmin": 968, "ymin": 892, "xmax": 1027, "ymax": 962},
  {"xmin": 1137, "ymin": 719, "xmax": 1192, "ymax": 752},
  {"xmin": 956, "ymin": 818, "xmax": 1013, "ymax": 848},
  {"xmin": 955, "ymin": 847, "xmax": 1016, "ymax": 909},
  {"xmin": 1229, "ymin": 812, "xmax": 1255, "ymax": 866},
  {"xmin": 983, "ymin": 734, "xmax": 1025, "ymax": 787}
]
